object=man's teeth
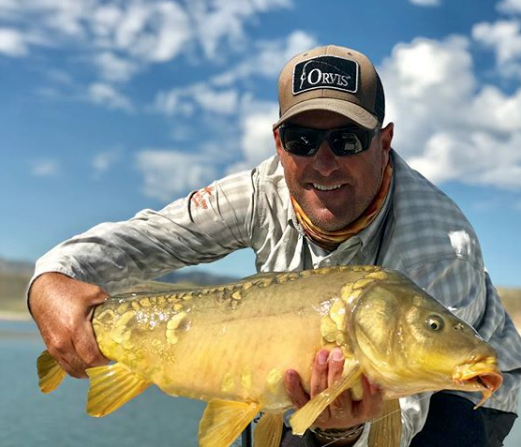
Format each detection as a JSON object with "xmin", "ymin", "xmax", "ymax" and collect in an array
[{"xmin": 313, "ymin": 184, "xmax": 343, "ymax": 191}]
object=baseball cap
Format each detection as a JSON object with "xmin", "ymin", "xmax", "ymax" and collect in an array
[{"xmin": 273, "ymin": 45, "xmax": 385, "ymax": 130}]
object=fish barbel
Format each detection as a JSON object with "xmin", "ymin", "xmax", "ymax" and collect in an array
[{"xmin": 37, "ymin": 266, "xmax": 503, "ymax": 447}]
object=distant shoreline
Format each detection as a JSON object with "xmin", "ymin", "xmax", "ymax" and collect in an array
[{"xmin": 0, "ymin": 310, "xmax": 31, "ymax": 322}]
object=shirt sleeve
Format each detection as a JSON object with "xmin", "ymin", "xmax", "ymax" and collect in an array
[{"xmin": 30, "ymin": 170, "xmax": 256, "ymax": 294}]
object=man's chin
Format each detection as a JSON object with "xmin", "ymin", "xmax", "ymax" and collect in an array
[{"xmin": 306, "ymin": 211, "xmax": 352, "ymax": 232}]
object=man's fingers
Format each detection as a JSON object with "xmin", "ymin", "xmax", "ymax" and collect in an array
[
  {"xmin": 73, "ymin": 319, "xmax": 109, "ymax": 368},
  {"xmin": 31, "ymin": 273, "xmax": 110, "ymax": 379},
  {"xmin": 327, "ymin": 348, "xmax": 344, "ymax": 387},
  {"xmin": 328, "ymin": 348, "xmax": 351, "ymax": 413},
  {"xmin": 47, "ymin": 340, "xmax": 87, "ymax": 379},
  {"xmin": 310, "ymin": 349, "xmax": 329, "ymax": 398},
  {"xmin": 284, "ymin": 369, "xmax": 309, "ymax": 409}
]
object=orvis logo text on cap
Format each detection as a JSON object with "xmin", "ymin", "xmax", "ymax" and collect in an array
[{"xmin": 292, "ymin": 56, "xmax": 359, "ymax": 95}]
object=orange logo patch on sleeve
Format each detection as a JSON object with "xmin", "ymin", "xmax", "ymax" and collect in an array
[{"xmin": 191, "ymin": 186, "xmax": 214, "ymax": 209}]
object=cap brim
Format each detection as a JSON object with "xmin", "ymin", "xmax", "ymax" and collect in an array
[{"xmin": 273, "ymin": 98, "xmax": 379, "ymax": 130}]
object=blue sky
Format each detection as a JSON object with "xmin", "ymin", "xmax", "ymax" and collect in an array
[{"xmin": 1, "ymin": 0, "xmax": 521, "ymax": 286}]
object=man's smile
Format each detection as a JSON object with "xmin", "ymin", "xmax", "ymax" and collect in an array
[{"xmin": 312, "ymin": 183, "xmax": 344, "ymax": 191}]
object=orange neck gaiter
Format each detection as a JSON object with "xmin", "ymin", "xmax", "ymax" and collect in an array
[{"xmin": 291, "ymin": 161, "xmax": 393, "ymax": 251}]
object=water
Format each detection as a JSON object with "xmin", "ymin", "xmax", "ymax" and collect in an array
[
  {"xmin": 0, "ymin": 321, "xmax": 205, "ymax": 447},
  {"xmin": 1, "ymin": 320, "xmax": 520, "ymax": 447}
]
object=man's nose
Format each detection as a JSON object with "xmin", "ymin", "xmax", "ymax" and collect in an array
[{"xmin": 311, "ymin": 142, "xmax": 340, "ymax": 176}]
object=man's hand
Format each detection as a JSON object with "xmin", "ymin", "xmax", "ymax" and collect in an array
[
  {"xmin": 29, "ymin": 272, "xmax": 109, "ymax": 378},
  {"xmin": 284, "ymin": 348, "xmax": 383, "ymax": 435}
]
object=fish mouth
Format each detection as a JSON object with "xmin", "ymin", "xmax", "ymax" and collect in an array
[{"xmin": 452, "ymin": 358, "xmax": 503, "ymax": 408}]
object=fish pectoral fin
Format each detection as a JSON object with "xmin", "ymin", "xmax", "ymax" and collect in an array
[
  {"xmin": 290, "ymin": 360, "xmax": 362, "ymax": 435},
  {"xmin": 368, "ymin": 399, "xmax": 402, "ymax": 447},
  {"xmin": 199, "ymin": 399, "xmax": 261, "ymax": 447},
  {"xmin": 86, "ymin": 362, "xmax": 150, "ymax": 417},
  {"xmin": 37, "ymin": 350, "xmax": 66, "ymax": 393},
  {"xmin": 253, "ymin": 412, "xmax": 284, "ymax": 447}
]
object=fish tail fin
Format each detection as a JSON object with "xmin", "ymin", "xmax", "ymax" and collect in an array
[
  {"xmin": 37, "ymin": 350, "xmax": 66, "ymax": 393},
  {"xmin": 199, "ymin": 399, "xmax": 261, "ymax": 447},
  {"xmin": 253, "ymin": 412, "xmax": 284, "ymax": 447},
  {"xmin": 86, "ymin": 362, "xmax": 150, "ymax": 417}
]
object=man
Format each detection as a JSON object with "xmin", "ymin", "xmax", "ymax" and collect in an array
[{"xmin": 29, "ymin": 45, "xmax": 521, "ymax": 446}]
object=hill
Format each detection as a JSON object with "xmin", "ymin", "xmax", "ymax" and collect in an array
[
  {"xmin": 0, "ymin": 256, "xmax": 34, "ymax": 317},
  {"xmin": 498, "ymin": 287, "xmax": 521, "ymax": 331},
  {"xmin": 0, "ymin": 271, "xmax": 32, "ymax": 316},
  {"xmin": 0, "ymin": 257, "xmax": 33, "ymax": 275}
]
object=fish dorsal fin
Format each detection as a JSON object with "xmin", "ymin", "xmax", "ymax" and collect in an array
[
  {"xmin": 368, "ymin": 399, "xmax": 402, "ymax": 447},
  {"xmin": 37, "ymin": 350, "xmax": 66, "ymax": 393},
  {"xmin": 290, "ymin": 360, "xmax": 362, "ymax": 435},
  {"xmin": 199, "ymin": 399, "xmax": 261, "ymax": 447},
  {"xmin": 253, "ymin": 412, "xmax": 284, "ymax": 447},
  {"xmin": 86, "ymin": 363, "xmax": 150, "ymax": 417}
]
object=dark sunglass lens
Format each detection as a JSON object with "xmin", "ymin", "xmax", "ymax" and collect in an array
[
  {"xmin": 282, "ymin": 128, "xmax": 320, "ymax": 156},
  {"xmin": 329, "ymin": 130, "xmax": 363, "ymax": 155}
]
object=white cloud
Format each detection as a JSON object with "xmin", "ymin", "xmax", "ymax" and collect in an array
[
  {"xmin": 470, "ymin": 85, "xmax": 521, "ymax": 133},
  {"xmin": 92, "ymin": 148, "xmax": 122, "ymax": 178},
  {"xmin": 87, "ymin": 83, "xmax": 134, "ymax": 112},
  {"xmin": 106, "ymin": 1, "xmax": 191, "ymax": 63},
  {"xmin": 30, "ymin": 159, "xmax": 60, "ymax": 177},
  {"xmin": 153, "ymin": 90, "xmax": 195, "ymax": 117},
  {"xmin": 152, "ymin": 30, "xmax": 315, "ymax": 120},
  {"xmin": 380, "ymin": 36, "xmax": 521, "ymax": 189},
  {"xmin": 212, "ymin": 30, "xmax": 317, "ymax": 86},
  {"xmin": 191, "ymin": 86, "xmax": 240, "ymax": 115},
  {"xmin": 0, "ymin": 0, "xmax": 293, "ymax": 82},
  {"xmin": 186, "ymin": 0, "xmax": 292, "ymax": 59},
  {"xmin": 0, "ymin": 27, "xmax": 28, "ymax": 56},
  {"xmin": 498, "ymin": 0, "xmax": 521, "ymax": 14},
  {"xmin": 135, "ymin": 149, "xmax": 218, "ymax": 200},
  {"xmin": 93, "ymin": 52, "xmax": 139, "ymax": 82},
  {"xmin": 227, "ymin": 101, "xmax": 279, "ymax": 173},
  {"xmin": 381, "ymin": 36, "xmax": 476, "ymax": 157},
  {"xmin": 472, "ymin": 20, "xmax": 521, "ymax": 65},
  {"xmin": 152, "ymin": 84, "xmax": 239, "ymax": 117},
  {"xmin": 90, "ymin": 3, "xmax": 123, "ymax": 40},
  {"xmin": 409, "ymin": 0, "xmax": 441, "ymax": 6}
]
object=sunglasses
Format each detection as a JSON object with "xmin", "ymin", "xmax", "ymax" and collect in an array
[{"xmin": 279, "ymin": 124, "xmax": 378, "ymax": 157}]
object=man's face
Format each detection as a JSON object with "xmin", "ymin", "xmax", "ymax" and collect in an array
[{"xmin": 274, "ymin": 110, "xmax": 394, "ymax": 231}]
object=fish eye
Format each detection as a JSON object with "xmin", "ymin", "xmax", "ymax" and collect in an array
[{"xmin": 426, "ymin": 315, "xmax": 445, "ymax": 331}]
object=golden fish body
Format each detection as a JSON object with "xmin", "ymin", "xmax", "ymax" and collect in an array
[{"xmin": 37, "ymin": 266, "xmax": 503, "ymax": 447}]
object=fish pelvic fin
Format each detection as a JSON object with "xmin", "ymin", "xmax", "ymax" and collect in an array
[
  {"xmin": 290, "ymin": 360, "xmax": 362, "ymax": 435},
  {"xmin": 199, "ymin": 399, "xmax": 261, "ymax": 447},
  {"xmin": 37, "ymin": 350, "xmax": 67, "ymax": 393},
  {"xmin": 253, "ymin": 412, "xmax": 284, "ymax": 447},
  {"xmin": 86, "ymin": 362, "xmax": 150, "ymax": 417},
  {"xmin": 368, "ymin": 399, "xmax": 402, "ymax": 447}
]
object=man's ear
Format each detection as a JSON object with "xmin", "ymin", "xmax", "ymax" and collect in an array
[
  {"xmin": 380, "ymin": 122, "xmax": 394, "ymax": 154},
  {"xmin": 273, "ymin": 128, "xmax": 284, "ymax": 159}
]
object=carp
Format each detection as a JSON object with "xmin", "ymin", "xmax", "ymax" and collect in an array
[{"xmin": 37, "ymin": 266, "xmax": 503, "ymax": 447}]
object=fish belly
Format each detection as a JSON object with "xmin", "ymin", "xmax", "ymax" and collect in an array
[{"xmin": 156, "ymin": 311, "xmax": 322, "ymax": 409}]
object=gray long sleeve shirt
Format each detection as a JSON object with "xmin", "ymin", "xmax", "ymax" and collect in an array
[{"xmin": 32, "ymin": 150, "xmax": 521, "ymax": 445}]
